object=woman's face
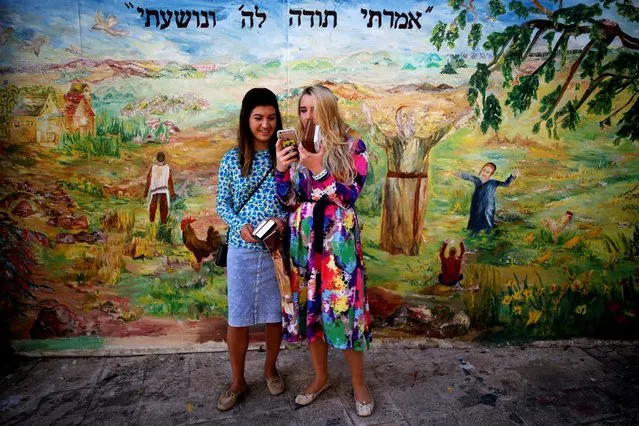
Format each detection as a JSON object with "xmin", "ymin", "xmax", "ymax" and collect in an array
[
  {"xmin": 299, "ymin": 94, "xmax": 315, "ymax": 127},
  {"xmin": 249, "ymin": 105, "xmax": 277, "ymax": 146}
]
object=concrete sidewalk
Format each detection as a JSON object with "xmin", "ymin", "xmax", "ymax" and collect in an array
[{"xmin": 1, "ymin": 341, "xmax": 638, "ymax": 425}]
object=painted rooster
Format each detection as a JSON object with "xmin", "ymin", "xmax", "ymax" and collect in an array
[
  {"xmin": 542, "ymin": 210, "xmax": 574, "ymax": 242},
  {"xmin": 180, "ymin": 217, "xmax": 222, "ymax": 263}
]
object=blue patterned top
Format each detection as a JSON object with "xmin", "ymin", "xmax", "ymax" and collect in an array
[{"xmin": 216, "ymin": 148, "xmax": 288, "ymax": 251}]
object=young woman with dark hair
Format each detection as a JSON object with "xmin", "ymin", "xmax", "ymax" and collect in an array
[{"xmin": 216, "ymin": 87, "xmax": 288, "ymax": 411}]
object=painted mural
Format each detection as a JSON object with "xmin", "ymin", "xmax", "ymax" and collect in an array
[{"xmin": 1, "ymin": 0, "xmax": 638, "ymax": 353}]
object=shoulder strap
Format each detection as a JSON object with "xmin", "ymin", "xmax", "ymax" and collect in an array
[{"xmin": 235, "ymin": 165, "xmax": 273, "ymax": 214}]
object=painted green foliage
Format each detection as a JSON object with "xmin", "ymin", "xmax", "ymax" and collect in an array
[{"xmin": 434, "ymin": 0, "xmax": 639, "ymax": 143}]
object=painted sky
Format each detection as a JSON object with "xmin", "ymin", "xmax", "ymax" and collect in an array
[{"xmin": 0, "ymin": 0, "xmax": 635, "ymax": 65}]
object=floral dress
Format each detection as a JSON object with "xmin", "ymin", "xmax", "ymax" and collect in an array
[{"xmin": 275, "ymin": 137, "xmax": 372, "ymax": 351}]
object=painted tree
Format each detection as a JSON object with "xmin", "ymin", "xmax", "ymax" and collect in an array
[
  {"xmin": 431, "ymin": 0, "xmax": 639, "ymax": 143},
  {"xmin": 0, "ymin": 84, "xmax": 19, "ymax": 138}
]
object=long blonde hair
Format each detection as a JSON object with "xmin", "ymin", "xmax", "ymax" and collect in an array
[{"xmin": 297, "ymin": 85, "xmax": 356, "ymax": 184}]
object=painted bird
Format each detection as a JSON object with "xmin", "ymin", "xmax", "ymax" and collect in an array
[
  {"xmin": 92, "ymin": 11, "xmax": 129, "ymax": 37},
  {"xmin": 542, "ymin": 210, "xmax": 574, "ymax": 242},
  {"xmin": 19, "ymin": 35, "xmax": 47, "ymax": 57},
  {"xmin": 180, "ymin": 217, "xmax": 222, "ymax": 263}
]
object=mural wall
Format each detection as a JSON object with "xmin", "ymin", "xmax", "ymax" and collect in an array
[{"xmin": 1, "ymin": 0, "xmax": 638, "ymax": 353}]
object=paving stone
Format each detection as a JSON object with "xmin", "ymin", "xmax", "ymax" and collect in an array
[
  {"xmin": 2, "ymin": 343, "xmax": 637, "ymax": 425},
  {"xmin": 9, "ymin": 388, "xmax": 92, "ymax": 426},
  {"xmin": 292, "ymin": 397, "xmax": 353, "ymax": 426},
  {"xmin": 206, "ymin": 407, "xmax": 299, "ymax": 425},
  {"xmin": 87, "ymin": 357, "xmax": 146, "ymax": 412}
]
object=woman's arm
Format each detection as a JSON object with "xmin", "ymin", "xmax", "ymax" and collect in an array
[
  {"xmin": 310, "ymin": 139, "xmax": 368, "ymax": 209},
  {"xmin": 215, "ymin": 152, "xmax": 245, "ymax": 230},
  {"xmin": 274, "ymin": 168, "xmax": 300, "ymax": 211}
]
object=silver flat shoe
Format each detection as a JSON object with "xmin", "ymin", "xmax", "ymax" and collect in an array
[
  {"xmin": 294, "ymin": 381, "xmax": 331, "ymax": 406},
  {"xmin": 355, "ymin": 386, "xmax": 374, "ymax": 417}
]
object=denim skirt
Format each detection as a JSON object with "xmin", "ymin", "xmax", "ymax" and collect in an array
[{"xmin": 226, "ymin": 247, "xmax": 281, "ymax": 327}]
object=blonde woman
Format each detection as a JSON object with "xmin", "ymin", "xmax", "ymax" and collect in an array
[{"xmin": 274, "ymin": 85, "xmax": 373, "ymax": 417}]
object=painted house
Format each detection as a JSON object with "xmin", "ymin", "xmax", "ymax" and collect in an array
[
  {"xmin": 63, "ymin": 82, "xmax": 95, "ymax": 135},
  {"xmin": 9, "ymin": 92, "xmax": 64, "ymax": 144}
]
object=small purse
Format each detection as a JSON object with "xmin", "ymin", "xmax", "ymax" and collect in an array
[
  {"xmin": 214, "ymin": 165, "xmax": 273, "ymax": 267},
  {"xmin": 214, "ymin": 232, "xmax": 229, "ymax": 267}
]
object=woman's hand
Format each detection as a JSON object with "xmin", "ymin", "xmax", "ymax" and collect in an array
[
  {"xmin": 272, "ymin": 217, "xmax": 287, "ymax": 233},
  {"xmin": 275, "ymin": 139, "xmax": 298, "ymax": 173},
  {"xmin": 240, "ymin": 224, "xmax": 259, "ymax": 243},
  {"xmin": 298, "ymin": 142, "xmax": 325, "ymax": 176}
]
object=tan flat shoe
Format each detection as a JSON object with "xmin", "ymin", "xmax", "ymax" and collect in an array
[
  {"xmin": 265, "ymin": 373, "xmax": 285, "ymax": 395},
  {"xmin": 355, "ymin": 386, "xmax": 374, "ymax": 417},
  {"xmin": 294, "ymin": 381, "xmax": 331, "ymax": 406},
  {"xmin": 216, "ymin": 385, "xmax": 248, "ymax": 411}
]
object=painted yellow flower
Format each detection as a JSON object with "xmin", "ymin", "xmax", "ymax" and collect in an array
[
  {"xmin": 571, "ymin": 280, "xmax": 583, "ymax": 292},
  {"xmin": 506, "ymin": 279, "xmax": 517, "ymax": 288},
  {"xmin": 523, "ymin": 289, "xmax": 533, "ymax": 300},
  {"xmin": 513, "ymin": 306, "xmax": 522, "ymax": 315},
  {"xmin": 502, "ymin": 296, "xmax": 513, "ymax": 306},
  {"xmin": 512, "ymin": 291, "xmax": 523, "ymax": 301},
  {"xmin": 527, "ymin": 310, "xmax": 542, "ymax": 325},
  {"xmin": 575, "ymin": 304, "xmax": 587, "ymax": 315}
]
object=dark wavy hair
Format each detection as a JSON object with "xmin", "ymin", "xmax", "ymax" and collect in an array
[{"xmin": 238, "ymin": 88, "xmax": 282, "ymax": 176}]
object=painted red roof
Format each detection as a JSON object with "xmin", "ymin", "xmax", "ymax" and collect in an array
[{"xmin": 63, "ymin": 94, "xmax": 95, "ymax": 117}]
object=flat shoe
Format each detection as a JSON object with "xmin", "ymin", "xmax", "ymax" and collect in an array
[
  {"xmin": 265, "ymin": 374, "xmax": 285, "ymax": 395},
  {"xmin": 216, "ymin": 385, "xmax": 248, "ymax": 411},
  {"xmin": 355, "ymin": 386, "xmax": 374, "ymax": 417},
  {"xmin": 294, "ymin": 382, "xmax": 331, "ymax": 406}
]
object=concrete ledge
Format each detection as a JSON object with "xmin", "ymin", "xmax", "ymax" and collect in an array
[{"xmin": 12, "ymin": 336, "xmax": 639, "ymax": 358}]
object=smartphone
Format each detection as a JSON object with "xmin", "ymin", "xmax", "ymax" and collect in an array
[
  {"xmin": 277, "ymin": 128, "xmax": 298, "ymax": 149},
  {"xmin": 302, "ymin": 119, "xmax": 321, "ymax": 153}
]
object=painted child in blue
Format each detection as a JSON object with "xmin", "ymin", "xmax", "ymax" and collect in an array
[{"xmin": 457, "ymin": 162, "xmax": 520, "ymax": 234}]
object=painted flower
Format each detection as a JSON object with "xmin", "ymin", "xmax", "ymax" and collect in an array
[
  {"xmin": 550, "ymin": 284, "xmax": 558, "ymax": 293},
  {"xmin": 575, "ymin": 304, "xmax": 587, "ymax": 315},
  {"xmin": 527, "ymin": 310, "xmax": 542, "ymax": 325},
  {"xmin": 604, "ymin": 285, "xmax": 611, "ymax": 295},
  {"xmin": 502, "ymin": 295, "xmax": 513, "ymax": 306},
  {"xmin": 513, "ymin": 305, "xmax": 522, "ymax": 315},
  {"xmin": 512, "ymin": 291, "xmax": 523, "ymax": 301},
  {"xmin": 523, "ymin": 289, "xmax": 533, "ymax": 300},
  {"xmin": 571, "ymin": 280, "xmax": 583, "ymax": 292}
]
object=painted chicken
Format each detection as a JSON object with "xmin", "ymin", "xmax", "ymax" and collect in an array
[
  {"xmin": 180, "ymin": 217, "xmax": 222, "ymax": 263},
  {"xmin": 542, "ymin": 210, "xmax": 573, "ymax": 242}
]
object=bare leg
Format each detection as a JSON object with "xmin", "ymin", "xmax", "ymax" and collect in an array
[
  {"xmin": 343, "ymin": 349, "xmax": 372, "ymax": 403},
  {"xmin": 304, "ymin": 338, "xmax": 329, "ymax": 393},
  {"xmin": 227, "ymin": 325, "xmax": 249, "ymax": 392},
  {"xmin": 264, "ymin": 322, "xmax": 282, "ymax": 378}
]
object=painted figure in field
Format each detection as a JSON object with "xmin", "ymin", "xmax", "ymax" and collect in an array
[
  {"xmin": 455, "ymin": 163, "xmax": 520, "ymax": 235},
  {"xmin": 439, "ymin": 239, "xmax": 465, "ymax": 286},
  {"xmin": 215, "ymin": 88, "xmax": 288, "ymax": 412},
  {"xmin": 363, "ymin": 103, "xmax": 461, "ymax": 255},
  {"xmin": 275, "ymin": 85, "xmax": 373, "ymax": 417},
  {"xmin": 144, "ymin": 151, "xmax": 175, "ymax": 224}
]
